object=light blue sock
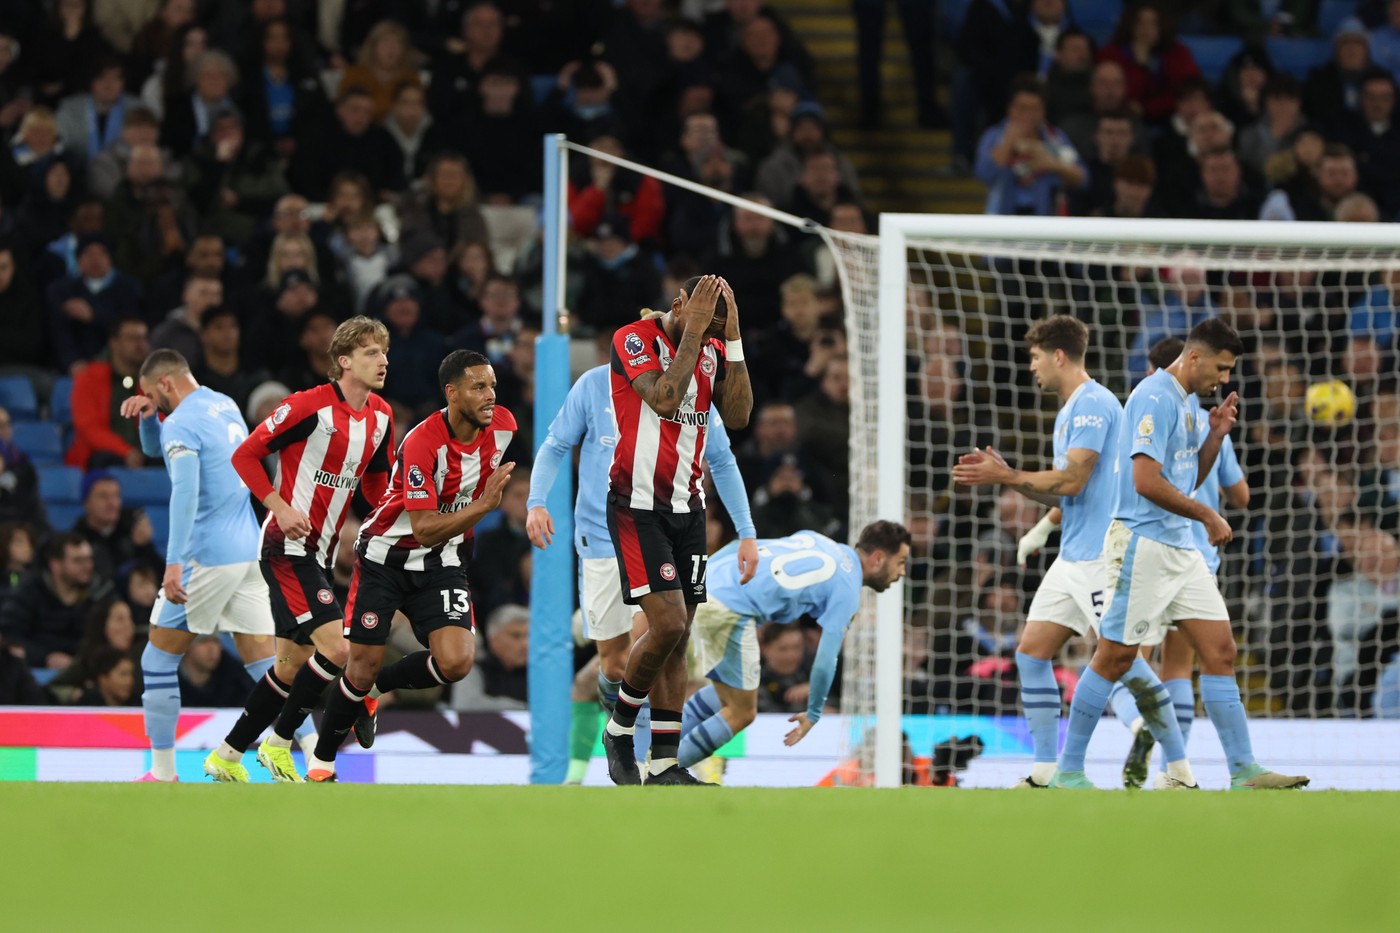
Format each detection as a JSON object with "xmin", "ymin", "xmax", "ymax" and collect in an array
[
  {"xmin": 1164, "ymin": 678, "xmax": 1194, "ymax": 746},
  {"xmin": 632, "ymin": 703, "xmax": 651, "ymax": 762},
  {"xmin": 678, "ymin": 710, "xmax": 735, "ymax": 767},
  {"xmin": 1014, "ymin": 652, "xmax": 1060, "ymax": 763},
  {"xmin": 1058, "ymin": 667, "xmax": 1113, "ymax": 773},
  {"xmin": 140, "ymin": 643, "xmax": 183, "ymax": 750},
  {"xmin": 1108, "ymin": 682, "xmax": 1141, "ymax": 728},
  {"xmin": 1121, "ymin": 658, "xmax": 1186, "ymax": 763},
  {"xmin": 1200, "ymin": 673, "xmax": 1255, "ymax": 774},
  {"xmin": 243, "ymin": 655, "xmax": 274, "ymax": 684},
  {"xmin": 682, "ymin": 684, "xmax": 720, "ymax": 738}
]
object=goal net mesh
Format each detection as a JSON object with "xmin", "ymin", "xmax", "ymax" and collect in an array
[{"xmin": 828, "ymin": 229, "xmax": 1400, "ymax": 787}]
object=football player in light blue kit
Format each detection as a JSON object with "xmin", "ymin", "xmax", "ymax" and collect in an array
[
  {"xmin": 1107, "ymin": 336, "xmax": 1250, "ymax": 787},
  {"xmin": 954, "ymin": 316, "xmax": 1192, "ymax": 789},
  {"xmin": 121, "ymin": 350, "xmax": 276, "ymax": 782},
  {"xmin": 1054, "ymin": 319, "xmax": 1307, "ymax": 789},
  {"xmin": 526, "ymin": 346, "xmax": 759, "ymax": 785},
  {"xmin": 678, "ymin": 521, "xmax": 910, "ymax": 767}
]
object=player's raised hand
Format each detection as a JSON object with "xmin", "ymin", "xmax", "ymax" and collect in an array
[
  {"xmin": 718, "ymin": 278, "xmax": 741, "ymax": 341},
  {"xmin": 678, "ymin": 275, "xmax": 719, "ymax": 334},
  {"xmin": 952, "ymin": 447, "xmax": 1013, "ymax": 486},
  {"xmin": 479, "ymin": 461, "xmax": 516, "ymax": 511},
  {"xmin": 162, "ymin": 563, "xmax": 188, "ymax": 605},
  {"xmin": 1204, "ymin": 511, "xmax": 1233, "ymax": 547},
  {"xmin": 526, "ymin": 506, "xmax": 555, "ymax": 549},
  {"xmin": 736, "ymin": 536, "xmax": 759, "ymax": 584},
  {"xmin": 784, "ymin": 712, "xmax": 815, "ymax": 746},
  {"xmin": 1209, "ymin": 392, "xmax": 1239, "ymax": 437},
  {"xmin": 120, "ymin": 395, "xmax": 157, "ymax": 421}
]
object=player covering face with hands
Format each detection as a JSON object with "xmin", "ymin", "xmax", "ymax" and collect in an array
[{"xmin": 602, "ymin": 274, "xmax": 754, "ymax": 784}]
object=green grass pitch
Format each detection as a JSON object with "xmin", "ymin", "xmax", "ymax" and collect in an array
[{"xmin": 7, "ymin": 784, "xmax": 1397, "ymax": 932}]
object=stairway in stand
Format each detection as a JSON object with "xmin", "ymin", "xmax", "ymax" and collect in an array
[{"xmin": 773, "ymin": 0, "xmax": 985, "ymax": 216}]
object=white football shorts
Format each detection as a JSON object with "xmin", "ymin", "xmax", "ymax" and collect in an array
[
  {"xmin": 1098, "ymin": 520, "xmax": 1228, "ymax": 647},
  {"xmin": 1025, "ymin": 557, "xmax": 1111, "ymax": 637},
  {"xmin": 151, "ymin": 560, "xmax": 275, "ymax": 636}
]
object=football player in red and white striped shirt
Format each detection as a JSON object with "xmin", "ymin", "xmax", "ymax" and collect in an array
[
  {"xmin": 306, "ymin": 349, "xmax": 516, "ymax": 781},
  {"xmin": 207, "ymin": 317, "xmax": 394, "ymax": 783},
  {"xmin": 603, "ymin": 274, "xmax": 755, "ymax": 785}
]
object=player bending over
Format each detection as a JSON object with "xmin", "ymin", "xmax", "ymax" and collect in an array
[
  {"xmin": 204, "ymin": 317, "xmax": 394, "ymax": 782},
  {"xmin": 306, "ymin": 350, "xmax": 515, "ymax": 781},
  {"xmin": 953, "ymin": 316, "xmax": 1194, "ymax": 789},
  {"xmin": 526, "ymin": 334, "xmax": 756, "ymax": 785},
  {"xmin": 679, "ymin": 522, "xmax": 909, "ymax": 768},
  {"xmin": 602, "ymin": 274, "xmax": 754, "ymax": 785},
  {"xmin": 1051, "ymin": 319, "xmax": 1306, "ymax": 789},
  {"xmin": 123, "ymin": 351, "xmax": 276, "ymax": 782}
]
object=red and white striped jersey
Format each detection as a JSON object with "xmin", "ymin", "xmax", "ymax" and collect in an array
[
  {"xmin": 232, "ymin": 382, "xmax": 394, "ymax": 567},
  {"xmin": 357, "ymin": 405, "xmax": 516, "ymax": 571},
  {"xmin": 609, "ymin": 317, "xmax": 727, "ymax": 513}
]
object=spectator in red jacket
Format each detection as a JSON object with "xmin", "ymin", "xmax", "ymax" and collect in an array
[
  {"xmin": 1097, "ymin": 1, "xmax": 1201, "ymax": 125},
  {"xmin": 567, "ymin": 135, "xmax": 666, "ymax": 250},
  {"xmin": 66, "ymin": 315, "xmax": 152, "ymax": 469}
]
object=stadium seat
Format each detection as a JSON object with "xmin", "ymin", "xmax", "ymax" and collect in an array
[
  {"xmin": 144, "ymin": 505, "xmax": 169, "ymax": 549},
  {"xmin": 12, "ymin": 422, "xmax": 65, "ymax": 465},
  {"xmin": 106, "ymin": 467, "xmax": 172, "ymax": 506},
  {"xmin": 1182, "ymin": 35, "xmax": 1244, "ymax": 83},
  {"xmin": 936, "ymin": 0, "xmax": 974, "ymax": 37},
  {"xmin": 1266, "ymin": 37, "xmax": 1332, "ymax": 79},
  {"xmin": 0, "ymin": 376, "xmax": 38, "ymax": 422},
  {"xmin": 1070, "ymin": 0, "xmax": 1123, "ymax": 45},
  {"xmin": 37, "ymin": 465, "xmax": 83, "ymax": 503},
  {"xmin": 1318, "ymin": 0, "xmax": 1357, "ymax": 38},
  {"xmin": 50, "ymin": 376, "xmax": 73, "ymax": 425},
  {"xmin": 45, "ymin": 501, "xmax": 84, "ymax": 532}
]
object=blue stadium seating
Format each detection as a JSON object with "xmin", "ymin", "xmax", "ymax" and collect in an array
[
  {"xmin": 144, "ymin": 505, "xmax": 169, "ymax": 548},
  {"xmin": 1071, "ymin": 0, "xmax": 1123, "ymax": 45},
  {"xmin": 36, "ymin": 465, "xmax": 82, "ymax": 503},
  {"xmin": 1266, "ymin": 37, "xmax": 1332, "ymax": 79},
  {"xmin": 12, "ymin": 422, "xmax": 64, "ymax": 465},
  {"xmin": 46, "ymin": 501, "xmax": 84, "ymax": 532},
  {"xmin": 50, "ymin": 376, "xmax": 73, "ymax": 425},
  {"xmin": 106, "ymin": 467, "xmax": 172, "ymax": 506},
  {"xmin": 1318, "ymin": 0, "xmax": 1359, "ymax": 38},
  {"xmin": 1182, "ymin": 35, "xmax": 1244, "ymax": 83},
  {"xmin": 0, "ymin": 376, "xmax": 38, "ymax": 422}
]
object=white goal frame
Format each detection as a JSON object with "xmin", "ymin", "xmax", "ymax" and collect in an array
[{"xmin": 871, "ymin": 213, "xmax": 1400, "ymax": 789}]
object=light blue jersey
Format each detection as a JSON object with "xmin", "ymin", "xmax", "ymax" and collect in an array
[
  {"xmin": 140, "ymin": 385, "xmax": 259, "ymax": 567},
  {"xmin": 1054, "ymin": 379, "xmax": 1121, "ymax": 562},
  {"xmin": 1190, "ymin": 431, "xmax": 1243, "ymax": 574},
  {"xmin": 710, "ymin": 531, "xmax": 862, "ymax": 722},
  {"xmin": 1114, "ymin": 368, "xmax": 1204, "ymax": 550},
  {"xmin": 528, "ymin": 364, "xmax": 755, "ymax": 559}
]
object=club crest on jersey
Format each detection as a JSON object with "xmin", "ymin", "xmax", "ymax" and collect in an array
[
  {"xmin": 700, "ymin": 356, "xmax": 715, "ymax": 377},
  {"xmin": 624, "ymin": 332, "xmax": 645, "ymax": 356},
  {"xmin": 490, "ymin": 450, "xmax": 503, "ymax": 469},
  {"xmin": 317, "ymin": 589, "xmax": 334, "ymax": 605},
  {"xmin": 408, "ymin": 465, "xmax": 425, "ymax": 488},
  {"xmin": 1138, "ymin": 415, "xmax": 1154, "ymax": 437},
  {"xmin": 660, "ymin": 563, "xmax": 676, "ymax": 581},
  {"xmin": 267, "ymin": 403, "xmax": 291, "ymax": 431},
  {"xmin": 361, "ymin": 612, "xmax": 379, "ymax": 629},
  {"xmin": 372, "ymin": 427, "xmax": 383, "ymax": 447}
]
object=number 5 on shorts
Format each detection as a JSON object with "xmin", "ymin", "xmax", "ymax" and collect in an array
[
  {"xmin": 1091, "ymin": 590, "xmax": 1105, "ymax": 620},
  {"xmin": 440, "ymin": 589, "xmax": 470, "ymax": 612}
]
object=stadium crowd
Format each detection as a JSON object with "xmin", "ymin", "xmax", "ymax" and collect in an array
[{"xmin": 0, "ymin": 0, "xmax": 1394, "ymax": 723}]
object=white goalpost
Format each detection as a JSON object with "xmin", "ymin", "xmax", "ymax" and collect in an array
[{"xmin": 836, "ymin": 214, "xmax": 1400, "ymax": 789}]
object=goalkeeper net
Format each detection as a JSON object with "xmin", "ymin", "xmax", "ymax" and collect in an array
[{"xmin": 832, "ymin": 215, "xmax": 1400, "ymax": 790}]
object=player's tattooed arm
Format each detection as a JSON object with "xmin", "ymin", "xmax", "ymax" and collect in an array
[
  {"xmin": 713, "ymin": 277, "xmax": 752, "ymax": 428},
  {"xmin": 953, "ymin": 447, "xmax": 1097, "ymax": 505}
]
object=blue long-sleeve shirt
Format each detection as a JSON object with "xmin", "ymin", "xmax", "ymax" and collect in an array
[
  {"xmin": 528, "ymin": 364, "xmax": 755, "ymax": 559},
  {"xmin": 975, "ymin": 119, "xmax": 1085, "ymax": 215}
]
